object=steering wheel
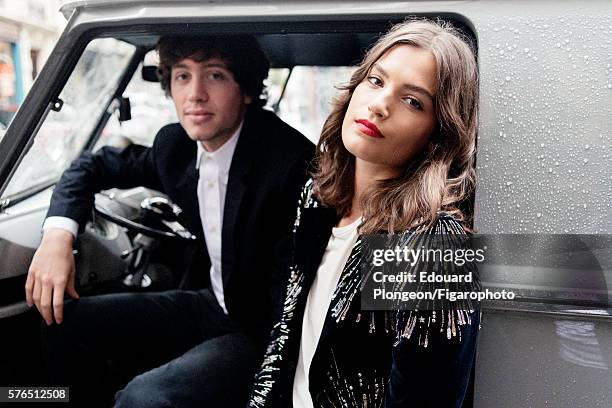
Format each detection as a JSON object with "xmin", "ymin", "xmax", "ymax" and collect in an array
[{"xmin": 93, "ymin": 194, "xmax": 197, "ymax": 242}]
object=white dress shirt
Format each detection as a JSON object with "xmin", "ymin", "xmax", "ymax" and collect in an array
[
  {"xmin": 195, "ymin": 123, "xmax": 242, "ymax": 313},
  {"xmin": 292, "ymin": 217, "xmax": 361, "ymax": 408},
  {"xmin": 42, "ymin": 122, "xmax": 243, "ymax": 315},
  {"xmin": 43, "ymin": 216, "xmax": 79, "ymax": 237}
]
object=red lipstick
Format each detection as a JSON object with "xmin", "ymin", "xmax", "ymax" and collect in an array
[{"xmin": 355, "ymin": 119, "xmax": 383, "ymax": 138}]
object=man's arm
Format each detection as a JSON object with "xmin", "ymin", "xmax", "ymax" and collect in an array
[
  {"xmin": 25, "ymin": 217, "xmax": 79, "ymax": 324},
  {"xmin": 26, "ymin": 138, "xmax": 165, "ymax": 325},
  {"xmin": 42, "ymin": 216, "xmax": 79, "ymax": 237},
  {"xmin": 46, "ymin": 142, "xmax": 163, "ymax": 229},
  {"xmin": 25, "ymin": 228, "xmax": 77, "ymax": 325}
]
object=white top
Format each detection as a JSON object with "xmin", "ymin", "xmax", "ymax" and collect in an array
[
  {"xmin": 292, "ymin": 217, "xmax": 361, "ymax": 408},
  {"xmin": 42, "ymin": 122, "xmax": 243, "ymax": 315}
]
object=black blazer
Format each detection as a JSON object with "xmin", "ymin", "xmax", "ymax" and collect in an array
[
  {"xmin": 47, "ymin": 107, "xmax": 315, "ymax": 342},
  {"xmin": 249, "ymin": 180, "xmax": 480, "ymax": 407}
]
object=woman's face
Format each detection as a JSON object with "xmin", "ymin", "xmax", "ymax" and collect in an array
[{"xmin": 341, "ymin": 44, "xmax": 438, "ymax": 175}]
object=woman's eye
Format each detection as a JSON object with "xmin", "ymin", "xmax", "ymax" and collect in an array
[
  {"xmin": 403, "ymin": 97, "xmax": 423, "ymax": 110},
  {"xmin": 367, "ymin": 76, "xmax": 383, "ymax": 86}
]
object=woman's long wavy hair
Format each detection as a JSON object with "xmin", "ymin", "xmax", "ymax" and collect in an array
[{"xmin": 313, "ymin": 19, "xmax": 479, "ymax": 233}]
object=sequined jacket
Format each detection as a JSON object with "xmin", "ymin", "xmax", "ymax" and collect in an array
[{"xmin": 249, "ymin": 180, "xmax": 480, "ymax": 408}]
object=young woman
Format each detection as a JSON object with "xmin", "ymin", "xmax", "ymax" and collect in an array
[{"xmin": 249, "ymin": 19, "xmax": 479, "ymax": 407}]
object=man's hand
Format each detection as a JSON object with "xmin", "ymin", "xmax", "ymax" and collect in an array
[{"xmin": 25, "ymin": 229, "xmax": 79, "ymax": 325}]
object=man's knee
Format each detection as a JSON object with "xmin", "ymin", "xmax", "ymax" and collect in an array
[{"xmin": 115, "ymin": 373, "xmax": 174, "ymax": 408}]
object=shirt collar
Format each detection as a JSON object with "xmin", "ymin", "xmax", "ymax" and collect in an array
[{"xmin": 195, "ymin": 120, "xmax": 243, "ymax": 173}]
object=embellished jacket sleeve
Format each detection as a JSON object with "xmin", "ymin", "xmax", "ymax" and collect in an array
[{"xmin": 385, "ymin": 216, "xmax": 481, "ymax": 407}]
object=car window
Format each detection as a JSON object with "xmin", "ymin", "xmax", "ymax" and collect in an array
[
  {"xmin": 1, "ymin": 38, "xmax": 136, "ymax": 198},
  {"xmin": 94, "ymin": 50, "xmax": 176, "ymax": 150},
  {"xmin": 276, "ymin": 66, "xmax": 354, "ymax": 143}
]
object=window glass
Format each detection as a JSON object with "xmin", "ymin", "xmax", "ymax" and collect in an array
[
  {"xmin": 2, "ymin": 38, "xmax": 135, "ymax": 198},
  {"xmin": 95, "ymin": 50, "xmax": 176, "ymax": 150},
  {"xmin": 276, "ymin": 66, "xmax": 354, "ymax": 143},
  {"xmin": 265, "ymin": 67, "xmax": 290, "ymax": 111}
]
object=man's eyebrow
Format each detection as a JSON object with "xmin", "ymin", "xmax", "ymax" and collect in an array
[
  {"xmin": 372, "ymin": 63, "xmax": 435, "ymax": 101},
  {"xmin": 172, "ymin": 61, "xmax": 229, "ymax": 70}
]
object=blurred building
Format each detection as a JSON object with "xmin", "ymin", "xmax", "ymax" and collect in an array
[{"xmin": 0, "ymin": 0, "xmax": 64, "ymax": 127}]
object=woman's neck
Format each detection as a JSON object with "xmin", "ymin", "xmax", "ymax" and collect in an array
[{"xmin": 337, "ymin": 159, "xmax": 400, "ymax": 227}]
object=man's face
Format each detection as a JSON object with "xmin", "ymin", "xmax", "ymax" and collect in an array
[{"xmin": 170, "ymin": 57, "xmax": 252, "ymax": 151}]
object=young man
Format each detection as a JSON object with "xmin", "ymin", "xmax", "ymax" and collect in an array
[{"xmin": 25, "ymin": 35, "xmax": 314, "ymax": 407}]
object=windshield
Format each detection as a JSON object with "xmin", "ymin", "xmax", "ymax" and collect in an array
[{"xmin": 1, "ymin": 38, "xmax": 136, "ymax": 199}]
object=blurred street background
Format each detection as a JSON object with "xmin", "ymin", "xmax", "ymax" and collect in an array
[{"xmin": 0, "ymin": 0, "xmax": 65, "ymax": 131}]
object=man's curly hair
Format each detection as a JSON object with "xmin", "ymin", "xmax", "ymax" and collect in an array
[{"xmin": 156, "ymin": 35, "xmax": 269, "ymax": 108}]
